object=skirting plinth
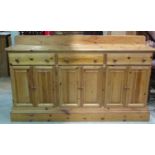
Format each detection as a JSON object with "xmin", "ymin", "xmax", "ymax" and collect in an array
[{"xmin": 11, "ymin": 107, "xmax": 150, "ymax": 122}]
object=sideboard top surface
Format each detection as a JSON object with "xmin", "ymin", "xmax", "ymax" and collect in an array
[
  {"xmin": 6, "ymin": 35, "xmax": 155, "ymax": 53},
  {"xmin": 6, "ymin": 44, "xmax": 155, "ymax": 53}
]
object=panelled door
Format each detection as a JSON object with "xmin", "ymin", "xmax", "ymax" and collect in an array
[
  {"xmin": 126, "ymin": 66, "xmax": 151, "ymax": 107},
  {"xmin": 10, "ymin": 63, "xmax": 151, "ymax": 109},
  {"xmin": 105, "ymin": 66, "xmax": 127, "ymax": 107},
  {"xmin": 81, "ymin": 66, "xmax": 104, "ymax": 107},
  {"xmin": 33, "ymin": 66, "xmax": 56, "ymax": 107},
  {"xmin": 10, "ymin": 66, "xmax": 33, "ymax": 106},
  {"xmin": 58, "ymin": 66, "xmax": 80, "ymax": 106}
]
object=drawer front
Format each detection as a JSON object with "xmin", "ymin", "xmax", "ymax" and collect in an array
[
  {"xmin": 9, "ymin": 53, "xmax": 55, "ymax": 65},
  {"xmin": 107, "ymin": 53, "xmax": 152, "ymax": 65},
  {"xmin": 129, "ymin": 53, "xmax": 152, "ymax": 65},
  {"xmin": 58, "ymin": 53, "xmax": 104, "ymax": 65},
  {"xmin": 107, "ymin": 54, "xmax": 129, "ymax": 65}
]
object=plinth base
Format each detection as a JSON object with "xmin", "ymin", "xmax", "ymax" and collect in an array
[{"xmin": 11, "ymin": 107, "xmax": 150, "ymax": 122}]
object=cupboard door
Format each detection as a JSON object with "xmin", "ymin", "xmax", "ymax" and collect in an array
[
  {"xmin": 58, "ymin": 66, "xmax": 80, "ymax": 106},
  {"xmin": 105, "ymin": 66, "xmax": 127, "ymax": 107},
  {"xmin": 81, "ymin": 66, "xmax": 103, "ymax": 107},
  {"xmin": 33, "ymin": 66, "xmax": 56, "ymax": 107},
  {"xmin": 10, "ymin": 66, "xmax": 33, "ymax": 106},
  {"xmin": 126, "ymin": 66, "xmax": 151, "ymax": 107}
]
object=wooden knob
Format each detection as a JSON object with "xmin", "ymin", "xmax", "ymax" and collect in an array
[
  {"xmin": 94, "ymin": 59, "xmax": 97, "ymax": 63},
  {"xmin": 45, "ymin": 107, "xmax": 48, "ymax": 110},
  {"xmin": 29, "ymin": 57, "xmax": 34, "ymax": 61},
  {"xmin": 127, "ymin": 56, "xmax": 131, "ymax": 59},
  {"xmin": 142, "ymin": 59, "xmax": 146, "ymax": 62},
  {"xmin": 15, "ymin": 58, "xmax": 19, "ymax": 63},
  {"xmin": 113, "ymin": 59, "xmax": 117, "ymax": 63},
  {"xmin": 45, "ymin": 59, "xmax": 49, "ymax": 63}
]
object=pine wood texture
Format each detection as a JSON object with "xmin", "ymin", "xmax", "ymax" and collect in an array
[
  {"xmin": 15, "ymin": 35, "xmax": 145, "ymax": 45},
  {"xmin": 33, "ymin": 66, "xmax": 56, "ymax": 107},
  {"xmin": 105, "ymin": 66, "xmax": 127, "ymax": 107},
  {"xmin": 6, "ymin": 44, "xmax": 155, "ymax": 52},
  {"xmin": 126, "ymin": 66, "xmax": 151, "ymax": 107},
  {"xmin": 11, "ymin": 107, "xmax": 149, "ymax": 121},
  {"xmin": 9, "ymin": 53, "xmax": 55, "ymax": 65},
  {"xmin": 10, "ymin": 66, "xmax": 33, "ymax": 107},
  {"xmin": 7, "ymin": 35, "xmax": 155, "ymax": 121},
  {"xmin": 58, "ymin": 66, "xmax": 80, "ymax": 107},
  {"xmin": 107, "ymin": 53, "xmax": 152, "ymax": 65},
  {"xmin": 81, "ymin": 66, "xmax": 103, "ymax": 107},
  {"xmin": 58, "ymin": 53, "xmax": 104, "ymax": 65},
  {"xmin": 6, "ymin": 35, "xmax": 155, "ymax": 53}
]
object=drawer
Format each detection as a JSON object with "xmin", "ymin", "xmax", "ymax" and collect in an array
[
  {"xmin": 129, "ymin": 53, "xmax": 152, "ymax": 65},
  {"xmin": 107, "ymin": 53, "xmax": 152, "ymax": 65},
  {"xmin": 9, "ymin": 53, "xmax": 55, "ymax": 65},
  {"xmin": 58, "ymin": 53, "xmax": 104, "ymax": 65}
]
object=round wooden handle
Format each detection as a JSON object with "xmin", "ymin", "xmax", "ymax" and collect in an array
[
  {"xmin": 142, "ymin": 59, "xmax": 146, "ymax": 62},
  {"xmin": 45, "ymin": 59, "xmax": 49, "ymax": 63},
  {"xmin": 15, "ymin": 58, "xmax": 19, "ymax": 63},
  {"xmin": 29, "ymin": 57, "xmax": 34, "ymax": 61},
  {"xmin": 113, "ymin": 59, "xmax": 117, "ymax": 63},
  {"xmin": 94, "ymin": 59, "xmax": 97, "ymax": 63}
]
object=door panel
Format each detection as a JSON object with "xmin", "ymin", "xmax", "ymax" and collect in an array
[
  {"xmin": 126, "ymin": 66, "xmax": 151, "ymax": 107},
  {"xmin": 105, "ymin": 66, "xmax": 127, "ymax": 107},
  {"xmin": 58, "ymin": 66, "xmax": 80, "ymax": 106},
  {"xmin": 33, "ymin": 66, "xmax": 56, "ymax": 106},
  {"xmin": 10, "ymin": 66, "xmax": 33, "ymax": 106},
  {"xmin": 81, "ymin": 66, "xmax": 103, "ymax": 107}
]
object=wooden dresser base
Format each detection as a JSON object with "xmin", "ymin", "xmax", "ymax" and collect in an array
[
  {"xmin": 7, "ymin": 36, "xmax": 155, "ymax": 122},
  {"xmin": 11, "ymin": 107, "xmax": 150, "ymax": 122}
]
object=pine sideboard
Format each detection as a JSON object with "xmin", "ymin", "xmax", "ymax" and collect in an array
[{"xmin": 6, "ymin": 35, "xmax": 155, "ymax": 121}]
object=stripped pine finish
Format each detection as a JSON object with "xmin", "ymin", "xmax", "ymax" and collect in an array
[
  {"xmin": 126, "ymin": 66, "xmax": 151, "ymax": 107},
  {"xmin": 10, "ymin": 66, "xmax": 33, "ymax": 107},
  {"xmin": 15, "ymin": 35, "xmax": 146, "ymax": 45},
  {"xmin": 57, "ymin": 53, "xmax": 104, "ymax": 65},
  {"xmin": 105, "ymin": 66, "xmax": 127, "ymax": 107},
  {"xmin": 81, "ymin": 66, "xmax": 103, "ymax": 107},
  {"xmin": 33, "ymin": 66, "xmax": 56, "ymax": 107},
  {"xmin": 58, "ymin": 66, "xmax": 80, "ymax": 107},
  {"xmin": 7, "ymin": 35, "xmax": 155, "ymax": 121}
]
